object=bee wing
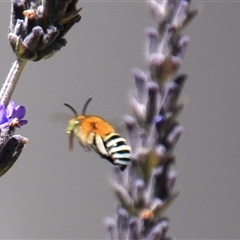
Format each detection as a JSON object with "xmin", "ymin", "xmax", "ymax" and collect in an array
[
  {"xmin": 48, "ymin": 112, "xmax": 71, "ymax": 128},
  {"xmin": 108, "ymin": 117, "xmax": 126, "ymax": 135},
  {"xmin": 49, "ymin": 112, "xmax": 75, "ymax": 150},
  {"xmin": 78, "ymin": 140, "xmax": 92, "ymax": 152}
]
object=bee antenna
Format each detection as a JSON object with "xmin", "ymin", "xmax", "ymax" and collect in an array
[
  {"xmin": 81, "ymin": 98, "xmax": 93, "ymax": 115},
  {"xmin": 64, "ymin": 103, "xmax": 78, "ymax": 117}
]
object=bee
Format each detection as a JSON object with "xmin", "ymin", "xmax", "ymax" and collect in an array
[{"xmin": 64, "ymin": 98, "xmax": 131, "ymax": 171}]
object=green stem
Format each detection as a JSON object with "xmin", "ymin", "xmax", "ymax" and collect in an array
[{"xmin": 0, "ymin": 58, "xmax": 27, "ymax": 106}]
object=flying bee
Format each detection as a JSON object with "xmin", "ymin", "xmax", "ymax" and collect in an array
[{"xmin": 64, "ymin": 98, "xmax": 131, "ymax": 171}]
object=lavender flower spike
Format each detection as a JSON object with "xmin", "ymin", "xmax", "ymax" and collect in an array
[
  {"xmin": 0, "ymin": 101, "xmax": 28, "ymax": 177},
  {"xmin": 1, "ymin": 1, "xmax": 82, "ymax": 109},
  {"xmin": 107, "ymin": 0, "xmax": 197, "ymax": 239},
  {"xmin": 9, "ymin": 0, "xmax": 82, "ymax": 61}
]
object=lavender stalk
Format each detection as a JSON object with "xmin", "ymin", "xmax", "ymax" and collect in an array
[
  {"xmin": 0, "ymin": 59, "xmax": 27, "ymax": 107},
  {"xmin": 106, "ymin": 0, "xmax": 197, "ymax": 239}
]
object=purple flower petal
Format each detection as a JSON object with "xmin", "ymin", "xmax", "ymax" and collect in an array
[
  {"xmin": 6, "ymin": 101, "xmax": 15, "ymax": 118},
  {"xmin": 0, "ymin": 122, "xmax": 10, "ymax": 129},
  {"xmin": 0, "ymin": 101, "xmax": 28, "ymax": 129},
  {"xmin": 155, "ymin": 115, "xmax": 165, "ymax": 124},
  {"xmin": 18, "ymin": 119, "xmax": 28, "ymax": 127},
  {"xmin": 0, "ymin": 106, "xmax": 8, "ymax": 125},
  {"xmin": 14, "ymin": 105, "xmax": 26, "ymax": 119}
]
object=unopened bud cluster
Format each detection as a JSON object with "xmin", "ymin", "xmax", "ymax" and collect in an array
[{"xmin": 9, "ymin": 0, "xmax": 82, "ymax": 61}]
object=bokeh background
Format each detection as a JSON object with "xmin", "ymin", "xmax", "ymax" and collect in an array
[{"xmin": 0, "ymin": 1, "xmax": 239, "ymax": 239}]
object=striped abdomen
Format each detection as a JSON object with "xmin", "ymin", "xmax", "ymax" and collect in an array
[{"xmin": 90, "ymin": 132, "xmax": 131, "ymax": 171}]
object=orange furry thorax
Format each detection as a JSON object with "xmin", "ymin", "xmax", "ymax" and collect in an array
[{"xmin": 76, "ymin": 115, "xmax": 115, "ymax": 138}]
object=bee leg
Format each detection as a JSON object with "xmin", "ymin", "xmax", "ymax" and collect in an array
[
  {"xmin": 94, "ymin": 135, "xmax": 109, "ymax": 156},
  {"xmin": 78, "ymin": 141, "xmax": 91, "ymax": 152}
]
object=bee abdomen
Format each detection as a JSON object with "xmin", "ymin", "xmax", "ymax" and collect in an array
[
  {"xmin": 91, "ymin": 132, "xmax": 131, "ymax": 170},
  {"xmin": 104, "ymin": 133, "xmax": 131, "ymax": 170}
]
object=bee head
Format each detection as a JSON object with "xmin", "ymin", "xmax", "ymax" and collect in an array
[
  {"xmin": 66, "ymin": 118, "xmax": 79, "ymax": 134},
  {"xmin": 64, "ymin": 98, "xmax": 92, "ymax": 150}
]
